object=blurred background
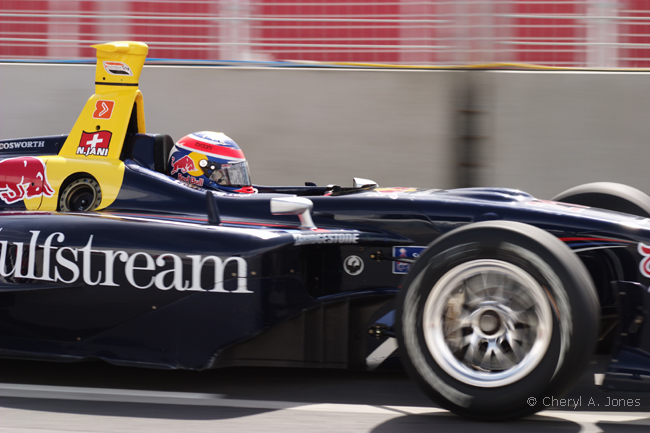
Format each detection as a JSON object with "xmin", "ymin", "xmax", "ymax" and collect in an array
[{"xmin": 1, "ymin": 0, "xmax": 649, "ymax": 197}]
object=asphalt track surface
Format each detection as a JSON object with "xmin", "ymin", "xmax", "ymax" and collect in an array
[{"xmin": 0, "ymin": 357, "xmax": 648, "ymax": 433}]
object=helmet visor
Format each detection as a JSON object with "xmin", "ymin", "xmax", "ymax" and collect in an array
[{"xmin": 208, "ymin": 161, "xmax": 252, "ymax": 187}]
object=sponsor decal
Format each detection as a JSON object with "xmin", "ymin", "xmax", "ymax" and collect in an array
[
  {"xmin": 177, "ymin": 173, "xmax": 204, "ymax": 187},
  {"xmin": 371, "ymin": 187, "xmax": 418, "ymax": 200},
  {"xmin": 92, "ymin": 100, "xmax": 115, "ymax": 119},
  {"xmin": 77, "ymin": 131, "xmax": 112, "ymax": 157},
  {"xmin": 193, "ymin": 141, "xmax": 217, "ymax": 152},
  {"xmin": 0, "ymin": 157, "xmax": 55, "ymax": 204},
  {"xmin": 374, "ymin": 187, "xmax": 418, "ymax": 195},
  {"xmin": 344, "ymin": 255, "xmax": 364, "ymax": 276},
  {"xmin": 192, "ymin": 132, "xmax": 229, "ymax": 146},
  {"xmin": 181, "ymin": 133, "xmax": 245, "ymax": 161},
  {"xmin": 292, "ymin": 232, "xmax": 359, "ymax": 246},
  {"xmin": 0, "ymin": 140, "xmax": 45, "ymax": 151},
  {"xmin": 392, "ymin": 246, "xmax": 425, "ymax": 274},
  {"xmin": 170, "ymin": 155, "xmax": 197, "ymax": 176},
  {"xmin": 639, "ymin": 243, "xmax": 650, "ymax": 278},
  {"xmin": 0, "ymin": 230, "xmax": 252, "ymax": 293},
  {"xmin": 103, "ymin": 61, "xmax": 133, "ymax": 76}
]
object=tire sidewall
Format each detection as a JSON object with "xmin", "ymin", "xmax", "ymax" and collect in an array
[
  {"xmin": 552, "ymin": 182, "xmax": 650, "ymax": 218},
  {"xmin": 397, "ymin": 221, "xmax": 598, "ymax": 419}
]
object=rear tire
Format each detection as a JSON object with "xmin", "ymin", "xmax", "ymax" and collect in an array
[{"xmin": 397, "ymin": 221, "xmax": 599, "ymax": 420}]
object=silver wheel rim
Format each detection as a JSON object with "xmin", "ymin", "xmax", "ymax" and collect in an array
[
  {"xmin": 423, "ymin": 259, "xmax": 553, "ymax": 388},
  {"xmin": 59, "ymin": 178, "xmax": 102, "ymax": 212}
]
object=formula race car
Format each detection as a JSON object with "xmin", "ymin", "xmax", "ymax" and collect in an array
[{"xmin": 1, "ymin": 41, "xmax": 649, "ymax": 420}]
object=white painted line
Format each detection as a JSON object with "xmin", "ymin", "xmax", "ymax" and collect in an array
[
  {"xmin": 0, "ymin": 383, "xmax": 435, "ymax": 414},
  {"xmin": 538, "ymin": 411, "xmax": 650, "ymax": 423},
  {"xmin": 1, "ymin": 382, "xmax": 649, "ymax": 426},
  {"xmin": 0, "ymin": 383, "xmax": 227, "ymax": 407}
]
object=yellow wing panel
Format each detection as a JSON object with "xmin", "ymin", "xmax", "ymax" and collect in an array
[
  {"xmin": 37, "ymin": 157, "xmax": 126, "ymax": 211},
  {"xmin": 30, "ymin": 41, "xmax": 149, "ymax": 211},
  {"xmin": 58, "ymin": 90, "xmax": 144, "ymax": 160}
]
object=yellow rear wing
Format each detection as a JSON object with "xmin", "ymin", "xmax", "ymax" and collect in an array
[
  {"xmin": 32, "ymin": 41, "xmax": 149, "ymax": 211},
  {"xmin": 58, "ymin": 41, "xmax": 148, "ymax": 158}
]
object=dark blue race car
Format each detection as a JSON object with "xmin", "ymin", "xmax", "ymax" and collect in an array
[{"xmin": 1, "ymin": 41, "xmax": 649, "ymax": 420}]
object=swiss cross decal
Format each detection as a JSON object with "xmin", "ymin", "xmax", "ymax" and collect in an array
[
  {"xmin": 77, "ymin": 131, "xmax": 112, "ymax": 157},
  {"xmin": 92, "ymin": 100, "xmax": 114, "ymax": 119}
]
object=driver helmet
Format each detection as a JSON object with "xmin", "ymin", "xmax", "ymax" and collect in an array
[{"xmin": 167, "ymin": 131, "xmax": 254, "ymax": 194}]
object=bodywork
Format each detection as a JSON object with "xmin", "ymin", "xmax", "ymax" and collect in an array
[{"xmin": 1, "ymin": 42, "xmax": 649, "ymax": 393}]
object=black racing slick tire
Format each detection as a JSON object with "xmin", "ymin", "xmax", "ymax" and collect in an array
[
  {"xmin": 396, "ymin": 221, "xmax": 599, "ymax": 420},
  {"xmin": 552, "ymin": 182, "xmax": 650, "ymax": 218}
]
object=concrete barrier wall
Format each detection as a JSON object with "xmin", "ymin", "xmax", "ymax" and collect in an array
[
  {"xmin": 1, "ymin": 64, "xmax": 648, "ymax": 199},
  {"xmin": 474, "ymin": 71, "xmax": 650, "ymax": 199}
]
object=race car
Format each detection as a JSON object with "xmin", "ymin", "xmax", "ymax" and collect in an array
[{"xmin": 1, "ymin": 41, "xmax": 649, "ymax": 420}]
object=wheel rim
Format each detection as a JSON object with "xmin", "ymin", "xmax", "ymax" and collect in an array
[
  {"xmin": 423, "ymin": 259, "xmax": 553, "ymax": 388},
  {"xmin": 59, "ymin": 178, "xmax": 102, "ymax": 212}
]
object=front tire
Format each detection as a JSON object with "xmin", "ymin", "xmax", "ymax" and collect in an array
[
  {"xmin": 552, "ymin": 182, "xmax": 650, "ymax": 217},
  {"xmin": 397, "ymin": 221, "xmax": 599, "ymax": 420}
]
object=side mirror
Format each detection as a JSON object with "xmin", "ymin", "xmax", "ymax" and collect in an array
[
  {"xmin": 353, "ymin": 177, "xmax": 378, "ymax": 189},
  {"xmin": 270, "ymin": 197, "xmax": 316, "ymax": 230}
]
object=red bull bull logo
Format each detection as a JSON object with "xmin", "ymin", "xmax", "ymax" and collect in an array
[
  {"xmin": 77, "ymin": 131, "xmax": 112, "ymax": 157},
  {"xmin": 170, "ymin": 155, "xmax": 197, "ymax": 176},
  {"xmin": 0, "ymin": 157, "xmax": 55, "ymax": 204}
]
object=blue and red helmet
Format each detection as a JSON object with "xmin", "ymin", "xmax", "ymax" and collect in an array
[{"xmin": 167, "ymin": 131, "xmax": 254, "ymax": 193}]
